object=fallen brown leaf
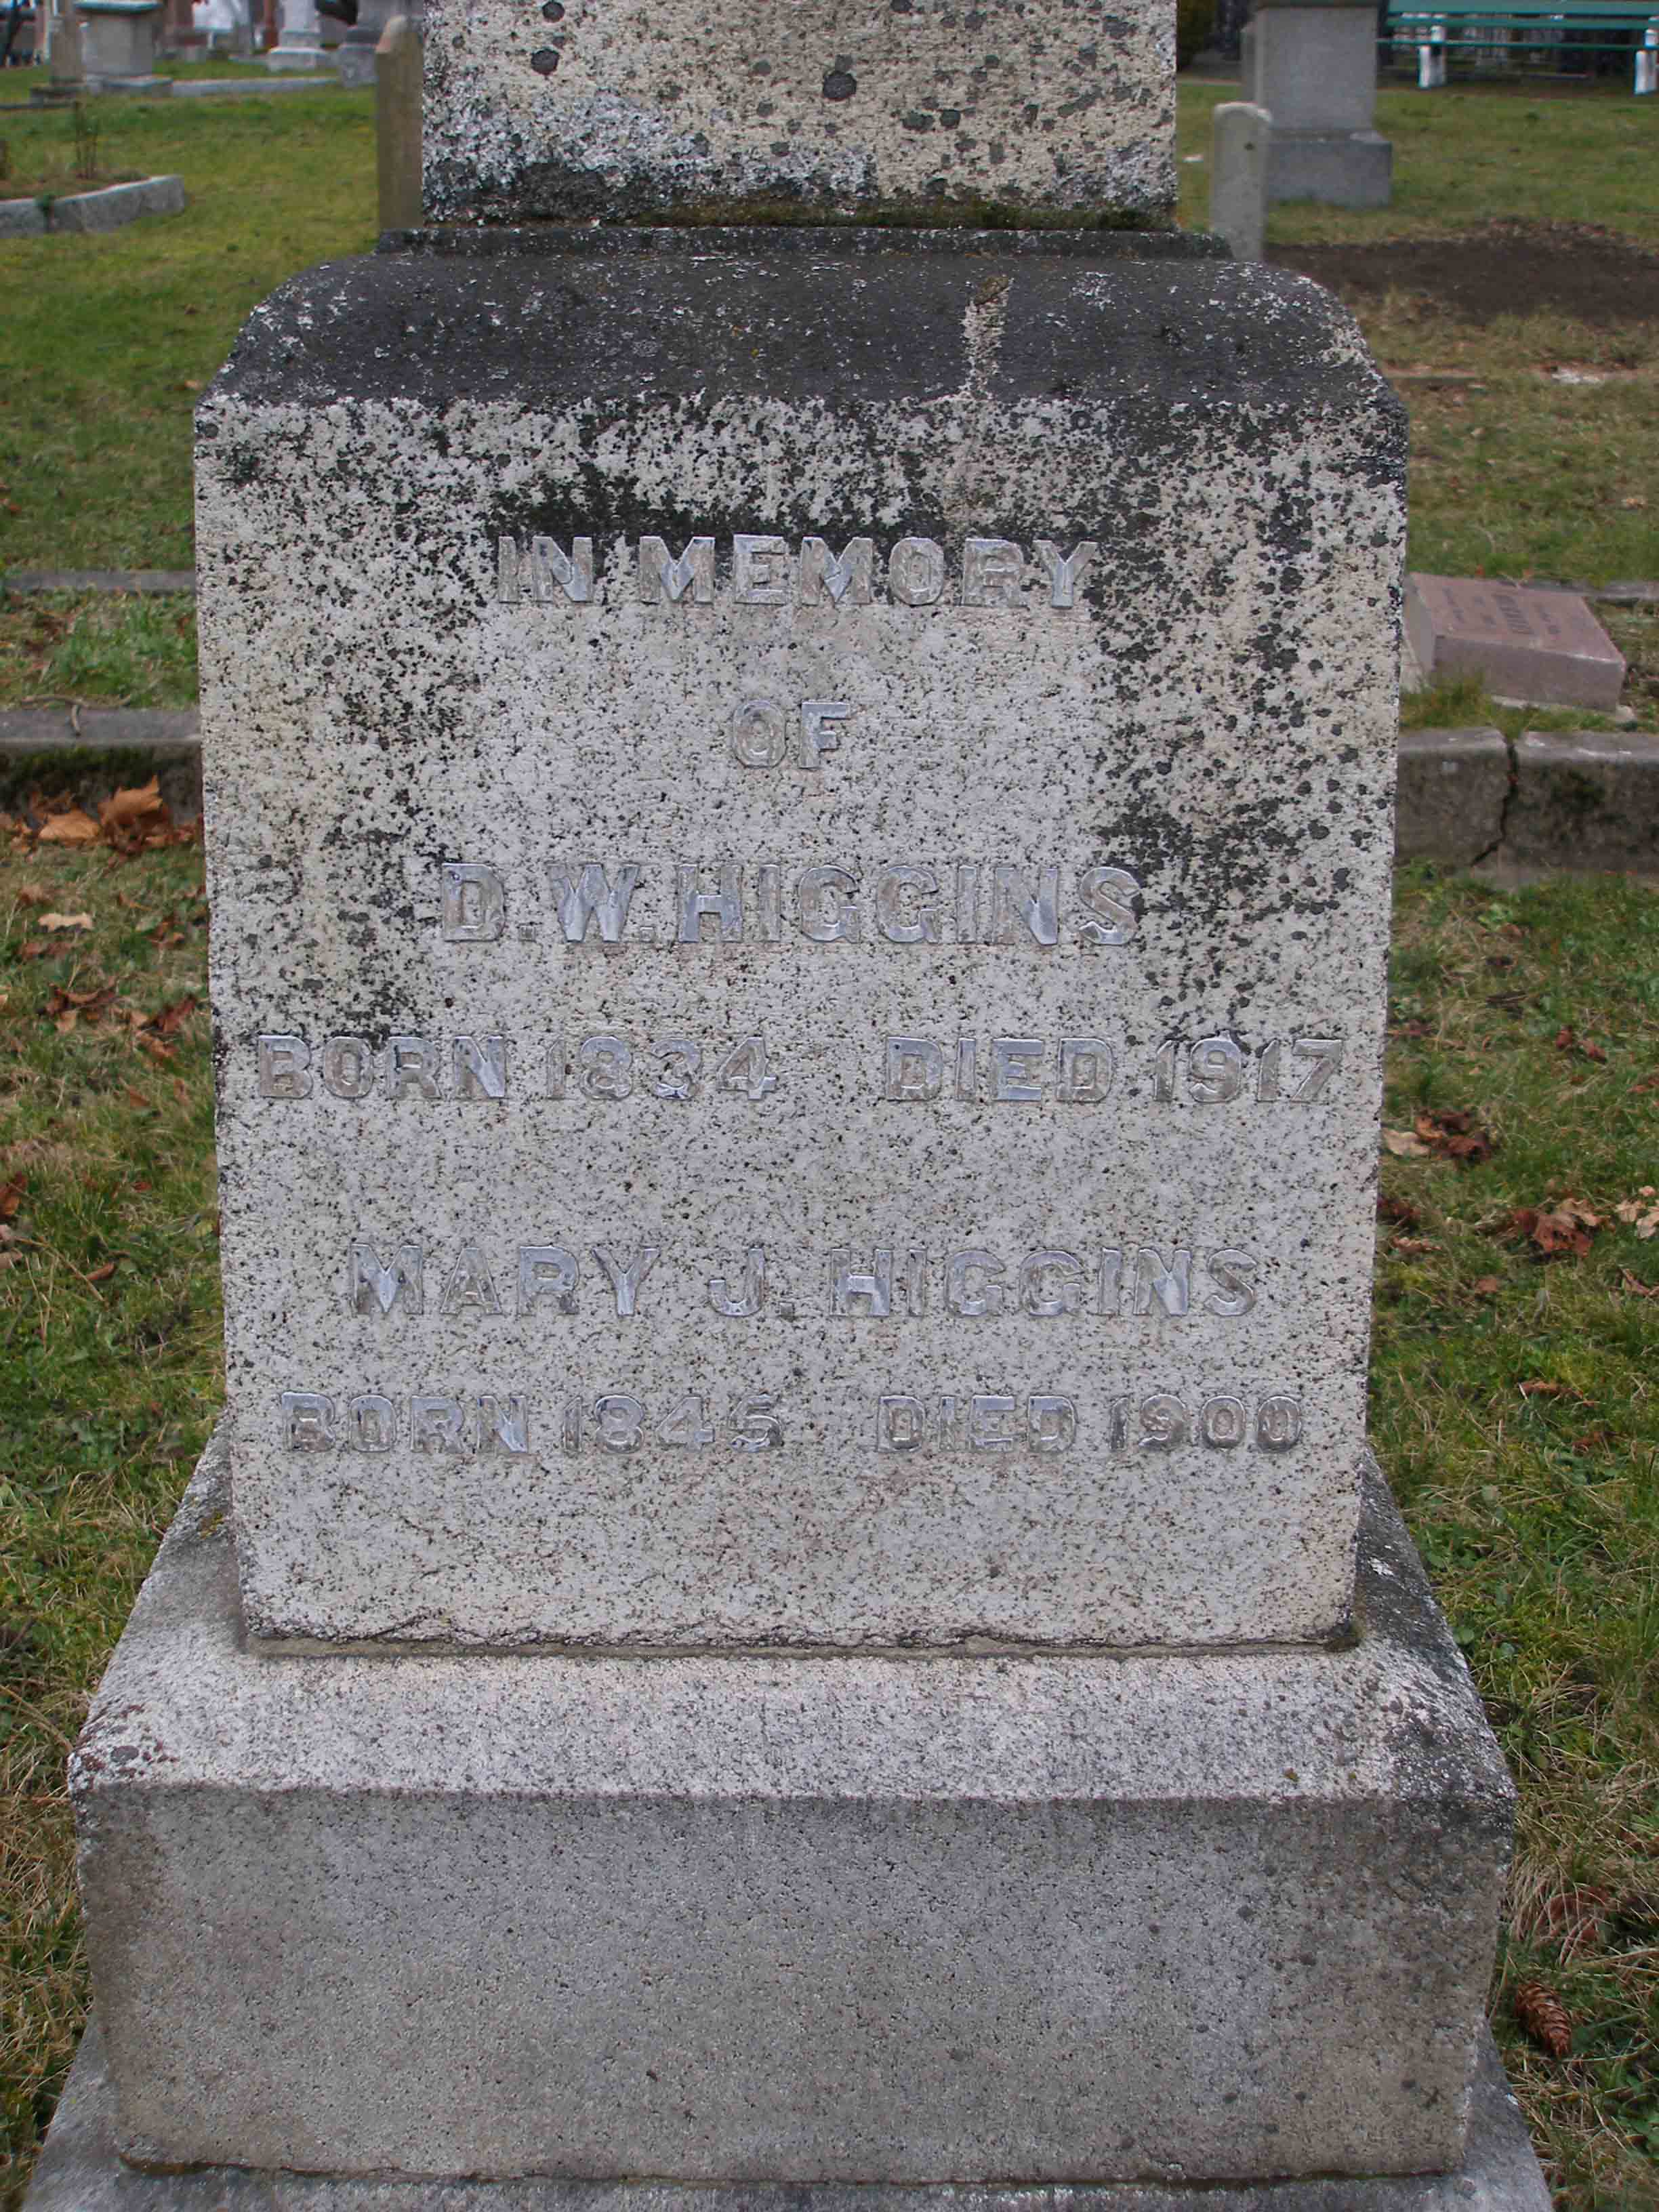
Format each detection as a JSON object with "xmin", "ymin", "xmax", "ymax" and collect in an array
[
  {"xmin": 1471, "ymin": 1275, "xmax": 1502, "ymax": 1297},
  {"xmin": 1414, "ymin": 1108, "xmax": 1496, "ymax": 1165},
  {"xmin": 148, "ymin": 994, "xmax": 199, "ymax": 1038},
  {"xmin": 1511, "ymin": 1195, "xmax": 1602, "ymax": 1258},
  {"xmin": 35, "ymin": 808, "xmax": 100, "ymax": 846},
  {"xmin": 1383, "ymin": 1128, "xmax": 1433, "ymax": 1158},
  {"xmin": 1619, "ymin": 1267, "xmax": 1659, "ymax": 1300},
  {"xmin": 99, "ymin": 777, "xmax": 169, "ymax": 834},
  {"xmin": 1614, "ymin": 1189, "xmax": 1659, "ymax": 1239},
  {"xmin": 1391, "ymin": 1236, "xmax": 1439, "ymax": 1257},
  {"xmin": 1378, "ymin": 1193, "xmax": 1420, "ymax": 1228},
  {"xmin": 14, "ymin": 885, "xmax": 52, "ymax": 909},
  {"xmin": 85, "ymin": 1261, "xmax": 117, "ymax": 1284},
  {"xmin": 1555, "ymin": 1025, "xmax": 1608, "ymax": 1063},
  {"xmin": 39, "ymin": 910, "xmax": 94, "ymax": 933},
  {"xmin": 0, "ymin": 1174, "xmax": 24, "ymax": 1221},
  {"xmin": 18, "ymin": 939, "xmax": 47, "ymax": 961},
  {"xmin": 1571, "ymin": 1429, "xmax": 1612, "ymax": 1454}
]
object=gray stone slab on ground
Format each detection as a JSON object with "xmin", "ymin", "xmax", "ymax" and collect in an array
[
  {"xmin": 68, "ymin": 1431, "xmax": 1516, "ymax": 2185},
  {"xmin": 421, "ymin": 0, "xmax": 1174, "ymax": 223},
  {"xmin": 170, "ymin": 72, "xmax": 345, "ymax": 92},
  {"xmin": 1507, "ymin": 729, "xmax": 1659, "ymax": 872},
  {"xmin": 47, "ymin": 174, "xmax": 184, "ymax": 230},
  {"xmin": 1395, "ymin": 726, "xmax": 1509, "ymax": 868},
  {"xmin": 1406, "ymin": 575, "xmax": 1626, "ymax": 712},
  {"xmin": 197, "ymin": 233, "xmax": 1403, "ymax": 1654},
  {"xmin": 0, "ymin": 708, "xmax": 202, "ymax": 819},
  {"xmin": 24, "ymin": 2018, "xmax": 1551, "ymax": 2212},
  {"xmin": 3, "ymin": 569, "xmax": 196, "ymax": 594}
]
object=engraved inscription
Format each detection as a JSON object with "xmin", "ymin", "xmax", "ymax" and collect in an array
[
  {"xmin": 875, "ymin": 1391, "xmax": 1303, "ymax": 1454},
  {"xmin": 338, "ymin": 1239, "xmax": 1260, "ymax": 1323},
  {"xmin": 280, "ymin": 1389, "xmax": 783, "ymax": 1455},
  {"xmin": 432, "ymin": 861, "xmax": 1145, "ymax": 949},
  {"xmin": 258, "ymin": 1033, "xmax": 780, "ymax": 1103},
  {"xmin": 498, "ymin": 533, "xmax": 1105, "ymax": 614}
]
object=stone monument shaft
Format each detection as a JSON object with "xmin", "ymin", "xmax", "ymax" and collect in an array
[{"xmin": 28, "ymin": 6, "xmax": 1551, "ymax": 2207}]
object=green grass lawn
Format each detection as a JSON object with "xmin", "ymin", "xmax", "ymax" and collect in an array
[{"xmin": 0, "ymin": 87, "xmax": 377, "ymax": 575}]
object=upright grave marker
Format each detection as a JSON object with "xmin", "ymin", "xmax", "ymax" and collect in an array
[{"xmin": 26, "ymin": 2, "xmax": 1551, "ymax": 2205}]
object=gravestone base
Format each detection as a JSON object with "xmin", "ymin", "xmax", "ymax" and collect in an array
[
  {"xmin": 61, "ymin": 1433, "xmax": 1532, "ymax": 2193},
  {"xmin": 26, "ymin": 2020, "xmax": 1553, "ymax": 2212},
  {"xmin": 1268, "ymin": 129, "xmax": 1393, "ymax": 208}
]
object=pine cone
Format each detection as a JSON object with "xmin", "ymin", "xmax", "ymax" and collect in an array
[{"xmin": 1513, "ymin": 1980, "xmax": 1573, "ymax": 2059}]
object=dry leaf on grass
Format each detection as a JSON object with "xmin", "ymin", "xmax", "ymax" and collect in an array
[
  {"xmin": 1619, "ymin": 1267, "xmax": 1659, "ymax": 1300},
  {"xmin": 39, "ymin": 910, "xmax": 93, "ymax": 933},
  {"xmin": 85, "ymin": 1260, "xmax": 118, "ymax": 1284},
  {"xmin": 1378, "ymin": 1193, "xmax": 1420, "ymax": 1227},
  {"xmin": 99, "ymin": 778, "xmax": 169, "ymax": 835},
  {"xmin": 148, "ymin": 994, "xmax": 199, "ymax": 1038},
  {"xmin": 1391, "ymin": 1236, "xmax": 1440, "ymax": 1257},
  {"xmin": 1510, "ymin": 1195, "xmax": 1602, "ymax": 1259},
  {"xmin": 1614, "ymin": 1188, "xmax": 1659, "ymax": 1239},
  {"xmin": 0, "ymin": 1174, "xmax": 24, "ymax": 1221},
  {"xmin": 1385, "ymin": 1109, "xmax": 1495, "ymax": 1165},
  {"xmin": 1383, "ymin": 1128, "xmax": 1433, "ymax": 1158},
  {"xmin": 14, "ymin": 884, "xmax": 52, "ymax": 909},
  {"xmin": 1471, "ymin": 1275, "xmax": 1502, "ymax": 1297},
  {"xmin": 1517, "ymin": 1378, "xmax": 1591, "ymax": 1401},
  {"xmin": 1555, "ymin": 1025, "xmax": 1607, "ymax": 1063},
  {"xmin": 35, "ymin": 808, "xmax": 100, "ymax": 846}
]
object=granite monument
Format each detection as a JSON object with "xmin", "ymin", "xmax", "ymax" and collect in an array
[{"xmin": 25, "ymin": 3, "xmax": 1549, "ymax": 2205}]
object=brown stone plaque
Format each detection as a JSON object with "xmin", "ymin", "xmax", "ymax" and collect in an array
[{"xmin": 1405, "ymin": 573, "xmax": 1626, "ymax": 710}]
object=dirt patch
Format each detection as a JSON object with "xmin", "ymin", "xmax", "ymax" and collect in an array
[{"xmin": 1272, "ymin": 221, "xmax": 1659, "ymax": 326}]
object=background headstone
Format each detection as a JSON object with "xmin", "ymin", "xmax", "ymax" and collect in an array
[
  {"xmin": 77, "ymin": 0, "xmax": 164, "ymax": 90},
  {"xmin": 375, "ymin": 13, "xmax": 421, "ymax": 227},
  {"xmin": 1242, "ymin": 0, "xmax": 1392, "ymax": 208},
  {"xmin": 1406, "ymin": 573, "xmax": 1628, "ymax": 709},
  {"xmin": 265, "ymin": 0, "xmax": 326, "ymax": 72},
  {"xmin": 1210, "ymin": 98, "xmax": 1271, "ymax": 258}
]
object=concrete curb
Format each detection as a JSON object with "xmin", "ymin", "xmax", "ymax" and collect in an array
[
  {"xmin": 3, "ymin": 711, "xmax": 1658, "ymax": 872},
  {"xmin": 0, "ymin": 708, "xmax": 203, "ymax": 821},
  {"xmin": 0, "ymin": 174, "xmax": 184, "ymax": 239}
]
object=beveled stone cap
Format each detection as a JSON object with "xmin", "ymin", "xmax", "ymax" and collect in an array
[{"xmin": 421, "ymin": 0, "xmax": 1176, "ymax": 227}]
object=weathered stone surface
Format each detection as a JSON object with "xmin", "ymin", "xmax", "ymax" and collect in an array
[
  {"xmin": 196, "ymin": 232, "xmax": 1404, "ymax": 1652},
  {"xmin": 1508, "ymin": 729, "xmax": 1659, "ymax": 872},
  {"xmin": 1406, "ymin": 575, "xmax": 1626, "ymax": 711},
  {"xmin": 24, "ymin": 2018, "xmax": 1553, "ymax": 2212},
  {"xmin": 72, "ymin": 1434, "xmax": 1515, "ymax": 2184},
  {"xmin": 420, "ymin": 0, "xmax": 1175, "ymax": 224},
  {"xmin": 1395, "ymin": 726, "xmax": 1508, "ymax": 867}
]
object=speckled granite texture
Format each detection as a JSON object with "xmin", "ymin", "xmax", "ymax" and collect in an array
[
  {"xmin": 196, "ymin": 230, "xmax": 1406, "ymax": 1651},
  {"xmin": 420, "ymin": 0, "xmax": 1175, "ymax": 224},
  {"xmin": 67, "ymin": 1433, "xmax": 1516, "ymax": 2184},
  {"xmin": 24, "ymin": 2023, "xmax": 1551, "ymax": 2210}
]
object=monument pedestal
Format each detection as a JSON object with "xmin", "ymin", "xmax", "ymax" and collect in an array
[{"xmin": 64, "ymin": 1434, "xmax": 1526, "ymax": 2191}]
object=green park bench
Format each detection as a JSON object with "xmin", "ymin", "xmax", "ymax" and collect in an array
[{"xmin": 1386, "ymin": 0, "xmax": 1659, "ymax": 89}]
